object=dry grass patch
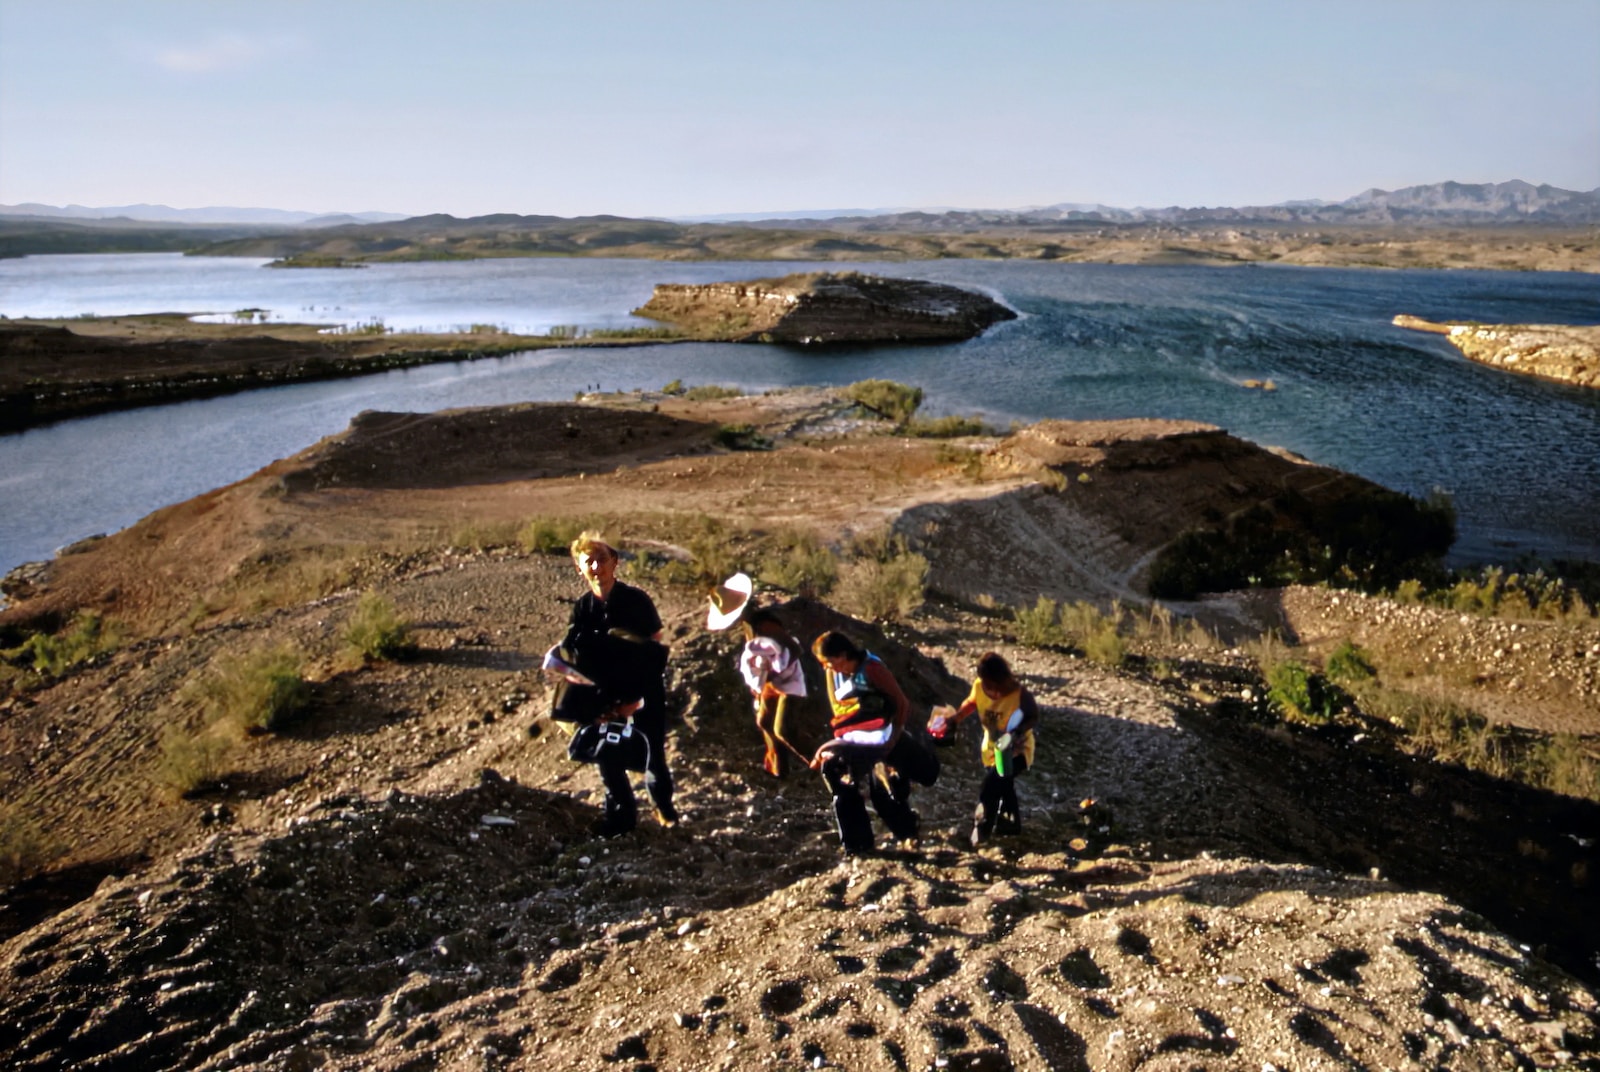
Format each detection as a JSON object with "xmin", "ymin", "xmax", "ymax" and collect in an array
[
  {"xmin": 0, "ymin": 807, "xmax": 59, "ymax": 887},
  {"xmin": 188, "ymin": 644, "xmax": 311, "ymax": 734},
  {"xmin": 155, "ymin": 724, "xmax": 239, "ymax": 798},
  {"xmin": 342, "ymin": 590, "xmax": 413, "ymax": 664}
]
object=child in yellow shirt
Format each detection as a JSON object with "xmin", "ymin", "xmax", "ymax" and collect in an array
[{"xmin": 945, "ymin": 652, "xmax": 1039, "ymax": 847}]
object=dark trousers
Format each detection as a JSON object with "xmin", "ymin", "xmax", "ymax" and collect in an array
[
  {"xmin": 558, "ymin": 672, "xmax": 674, "ymax": 834},
  {"xmin": 975, "ymin": 757, "xmax": 1027, "ymax": 834},
  {"xmin": 820, "ymin": 737, "xmax": 929, "ymax": 853}
]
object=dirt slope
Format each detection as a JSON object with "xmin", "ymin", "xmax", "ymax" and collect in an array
[{"xmin": 3, "ymin": 391, "xmax": 1598, "ymax": 1071}]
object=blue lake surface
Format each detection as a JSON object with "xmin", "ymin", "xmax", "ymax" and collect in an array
[{"xmin": 2, "ymin": 253, "xmax": 1598, "ymax": 577}]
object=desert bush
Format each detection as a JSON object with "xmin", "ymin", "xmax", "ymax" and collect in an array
[
  {"xmin": 1265, "ymin": 660, "xmax": 1338, "ymax": 723},
  {"xmin": 757, "ymin": 527, "xmax": 838, "ymax": 596},
  {"xmin": 448, "ymin": 519, "xmax": 520, "ymax": 552},
  {"xmin": 845, "ymin": 379, "xmax": 924, "ymax": 425},
  {"xmin": 330, "ymin": 318, "xmax": 389, "ymax": 336},
  {"xmin": 1354, "ymin": 683, "xmax": 1596, "ymax": 800},
  {"xmin": 1394, "ymin": 578, "xmax": 1425, "ymax": 604},
  {"xmin": 343, "ymin": 590, "xmax": 412, "ymax": 662},
  {"xmin": 194, "ymin": 645, "xmax": 310, "ymax": 734},
  {"xmin": 1324, "ymin": 639, "xmax": 1376, "ymax": 684},
  {"xmin": 156, "ymin": 726, "xmax": 238, "ymax": 797},
  {"xmin": 223, "ymin": 546, "xmax": 366, "ymax": 614},
  {"xmin": 905, "ymin": 414, "xmax": 990, "ymax": 438},
  {"xmin": 934, "ymin": 442, "xmax": 986, "ymax": 480},
  {"xmin": 836, "ymin": 539, "xmax": 928, "ymax": 621},
  {"xmin": 519, "ymin": 516, "xmax": 591, "ymax": 555},
  {"xmin": 1083, "ymin": 625, "xmax": 1128, "ymax": 668},
  {"xmin": 1437, "ymin": 566, "xmax": 1595, "ymax": 623},
  {"xmin": 0, "ymin": 807, "xmax": 58, "ymax": 887},
  {"xmin": 1244, "ymin": 631, "xmax": 1338, "ymax": 722},
  {"xmin": 1060, "ymin": 601, "xmax": 1127, "ymax": 668},
  {"xmin": 585, "ymin": 326, "xmax": 681, "ymax": 340},
  {"xmin": 712, "ymin": 423, "xmax": 772, "ymax": 450},
  {"xmin": 1525, "ymin": 733, "xmax": 1599, "ymax": 801},
  {"xmin": 18, "ymin": 611, "xmax": 119, "ymax": 677},
  {"xmin": 682, "ymin": 384, "xmax": 743, "ymax": 401},
  {"xmin": 646, "ymin": 514, "xmax": 746, "ymax": 589},
  {"xmin": 662, "ymin": 379, "xmax": 686, "ymax": 396},
  {"xmin": 1039, "ymin": 467, "xmax": 1069, "ymax": 492},
  {"xmin": 1014, "ymin": 596, "xmax": 1065, "ymax": 647},
  {"xmin": 1132, "ymin": 603, "xmax": 1178, "ymax": 646}
]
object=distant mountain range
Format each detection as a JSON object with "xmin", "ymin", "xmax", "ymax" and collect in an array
[
  {"xmin": 0, "ymin": 203, "xmax": 409, "ymax": 227},
  {"xmin": 2, "ymin": 181, "xmax": 1595, "ymax": 236},
  {"xmin": 718, "ymin": 181, "xmax": 1600, "ymax": 228}
]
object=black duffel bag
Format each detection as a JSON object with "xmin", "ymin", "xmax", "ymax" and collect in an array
[{"xmin": 567, "ymin": 719, "xmax": 651, "ymax": 772}]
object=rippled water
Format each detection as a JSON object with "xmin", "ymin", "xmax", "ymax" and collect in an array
[{"xmin": 2, "ymin": 253, "xmax": 1597, "ymax": 576}]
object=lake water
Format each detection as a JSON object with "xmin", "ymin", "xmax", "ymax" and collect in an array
[{"xmin": 2, "ymin": 253, "xmax": 1598, "ymax": 579}]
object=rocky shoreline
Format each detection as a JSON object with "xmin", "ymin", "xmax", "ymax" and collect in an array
[
  {"xmin": 1395, "ymin": 314, "xmax": 1600, "ymax": 389},
  {"xmin": 0, "ymin": 319, "xmax": 560, "ymax": 435}
]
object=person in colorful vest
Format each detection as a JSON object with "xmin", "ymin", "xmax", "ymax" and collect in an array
[
  {"xmin": 940, "ymin": 651, "xmax": 1039, "ymax": 847},
  {"xmin": 809, "ymin": 630, "xmax": 924, "ymax": 855}
]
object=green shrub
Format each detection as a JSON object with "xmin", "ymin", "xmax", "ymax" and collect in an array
[
  {"xmin": 585, "ymin": 326, "xmax": 682, "ymax": 340},
  {"xmin": 1083, "ymin": 625, "xmax": 1128, "ymax": 668},
  {"xmin": 1013, "ymin": 597, "xmax": 1065, "ymax": 647},
  {"xmin": 662, "ymin": 379, "xmax": 686, "ymax": 396},
  {"xmin": 1133, "ymin": 603, "xmax": 1177, "ymax": 646},
  {"xmin": 156, "ymin": 726, "xmax": 237, "ymax": 797},
  {"xmin": 519, "ymin": 516, "xmax": 589, "ymax": 554},
  {"xmin": 1058, "ymin": 600, "xmax": 1126, "ymax": 668},
  {"xmin": 195, "ymin": 645, "xmax": 310, "ymax": 734},
  {"xmin": 343, "ymin": 591, "xmax": 412, "ymax": 662},
  {"xmin": 1355, "ymin": 685, "xmax": 1595, "ymax": 798},
  {"xmin": 934, "ymin": 442, "xmax": 985, "ymax": 480},
  {"xmin": 0, "ymin": 807, "xmax": 58, "ymax": 887},
  {"xmin": 844, "ymin": 379, "xmax": 924, "ymax": 425},
  {"xmin": 1387, "ymin": 564, "xmax": 1597, "ymax": 623},
  {"xmin": 648, "ymin": 514, "xmax": 745, "ymax": 589},
  {"xmin": 758, "ymin": 528, "xmax": 837, "ymax": 596},
  {"xmin": 1526, "ymin": 733, "xmax": 1599, "ymax": 801},
  {"xmin": 836, "ymin": 543, "xmax": 928, "ymax": 621},
  {"xmin": 1265, "ymin": 660, "xmax": 1335, "ymax": 723},
  {"xmin": 16, "ymin": 611, "xmax": 118, "ymax": 677},
  {"xmin": 447, "ymin": 519, "xmax": 520, "ymax": 552},
  {"xmin": 682, "ymin": 384, "xmax": 744, "ymax": 401},
  {"xmin": 905, "ymin": 414, "xmax": 990, "ymax": 438},
  {"xmin": 1324, "ymin": 639, "xmax": 1376, "ymax": 685}
]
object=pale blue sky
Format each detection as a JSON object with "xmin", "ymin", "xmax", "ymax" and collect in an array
[{"xmin": 1, "ymin": 0, "xmax": 1596, "ymax": 217}]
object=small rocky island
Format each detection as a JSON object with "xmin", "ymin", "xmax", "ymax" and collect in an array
[
  {"xmin": 632, "ymin": 271, "xmax": 1017, "ymax": 344},
  {"xmin": 1395, "ymin": 314, "xmax": 1600, "ymax": 389}
]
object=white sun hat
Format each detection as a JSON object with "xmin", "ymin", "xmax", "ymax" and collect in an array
[{"xmin": 706, "ymin": 572, "xmax": 754, "ymax": 631}]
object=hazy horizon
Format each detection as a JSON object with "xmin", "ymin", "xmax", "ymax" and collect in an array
[{"xmin": 2, "ymin": 0, "xmax": 1596, "ymax": 219}]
